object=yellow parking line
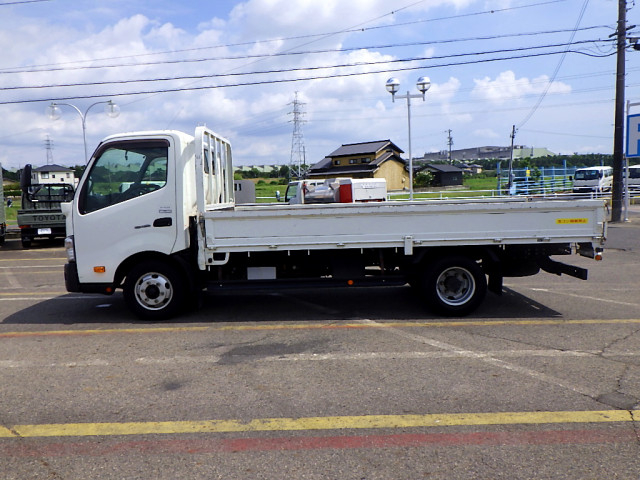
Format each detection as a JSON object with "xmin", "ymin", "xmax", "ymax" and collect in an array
[
  {"xmin": 2, "ymin": 318, "xmax": 640, "ymax": 339},
  {"xmin": 1, "ymin": 410, "xmax": 637, "ymax": 438},
  {"xmin": 0, "ymin": 292, "xmax": 67, "ymax": 297}
]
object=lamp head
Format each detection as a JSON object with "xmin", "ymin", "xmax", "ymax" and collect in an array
[
  {"xmin": 416, "ymin": 76, "xmax": 431, "ymax": 94},
  {"xmin": 105, "ymin": 100, "xmax": 120, "ymax": 118},
  {"xmin": 47, "ymin": 103, "xmax": 61, "ymax": 121},
  {"xmin": 385, "ymin": 77, "xmax": 400, "ymax": 95}
]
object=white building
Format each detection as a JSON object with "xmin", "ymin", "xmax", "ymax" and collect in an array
[{"xmin": 31, "ymin": 164, "xmax": 76, "ymax": 185}]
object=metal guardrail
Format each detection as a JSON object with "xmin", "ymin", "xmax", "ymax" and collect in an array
[{"xmin": 257, "ymin": 170, "xmax": 640, "ymax": 203}]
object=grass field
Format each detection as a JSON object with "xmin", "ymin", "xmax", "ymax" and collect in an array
[{"xmin": 3, "ymin": 200, "xmax": 19, "ymax": 225}]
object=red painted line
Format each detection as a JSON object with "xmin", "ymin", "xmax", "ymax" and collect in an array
[{"xmin": 1, "ymin": 429, "xmax": 636, "ymax": 457}]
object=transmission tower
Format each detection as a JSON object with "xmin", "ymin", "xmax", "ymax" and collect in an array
[
  {"xmin": 288, "ymin": 92, "xmax": 307, "ymax": 179},
  {"xmin": 44, "ymin": 135, "xmax": 54, "ymax": 165}
]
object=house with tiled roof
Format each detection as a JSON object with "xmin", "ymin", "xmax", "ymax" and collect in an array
[
  {"xmin": 306, "ymin": 140, "xmax": 408, "ymax": 190},
  {"xmin": 31, "ymin": 164, "xmax": 75, "ymax": 185}
]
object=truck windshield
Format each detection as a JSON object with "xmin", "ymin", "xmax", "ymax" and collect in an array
[{"xmin": 79, "ymin": 140, "xmax": 169, "ymax": 214}]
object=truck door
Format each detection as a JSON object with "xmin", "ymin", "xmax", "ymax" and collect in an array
[{"xmin": 72, "ymin": 138, "xmax": 177, "ymax": 285}]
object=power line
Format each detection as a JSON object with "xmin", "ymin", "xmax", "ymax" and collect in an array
[
  {"xmin": 0, "ymin": 0, "xmax": 51, "ymax": 5},
  {"xmin": 517, "ymin": 0, "xmax": 591, "ymax": 128},
  {"xmin": 0, "ymin": 46, "xmax": 616, "ymax": 106},
  {"xmin": 0, "ymin": 26, "xmax": 610, "ymax": 76},
  {"xmin": 0, "ymin": 0, "xmax": 570, "ymax": 74},
  {"xmin": 0, "ymin": 38, "xmax": 613, "ymax": 93}
]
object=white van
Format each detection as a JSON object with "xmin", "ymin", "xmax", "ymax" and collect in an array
[
  {"xmin": 572, "ymin": 166, "xmax": 613, "ymax": 194},
  {"xmin": 627, "ymin": 164, "xmax": 640, "ymax": 193}
]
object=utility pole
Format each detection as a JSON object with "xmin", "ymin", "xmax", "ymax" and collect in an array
[
  {"xmin": 507, "ymin": 125, "xmax": 517, "ymax": 194},
  {"xmin": 611, "ymin": 0, "xmax": 627, "ymax": 222},
  {"xmin": 288, "ymin": 92, "xmax": 307, "ymax": 180},
  {"xmin": 446, "ymin": 129, "xmax": 453, "ymax": 164}
]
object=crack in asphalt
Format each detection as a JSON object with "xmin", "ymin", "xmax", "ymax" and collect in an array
[{"xmin": 366, "ymin": 320, "xmax": 640, "ymax": 416}]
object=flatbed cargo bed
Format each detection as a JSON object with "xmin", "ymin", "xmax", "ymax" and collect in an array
[{"xmin": 200, "ymin": 197, "xmax": 606, "ymax": 258}]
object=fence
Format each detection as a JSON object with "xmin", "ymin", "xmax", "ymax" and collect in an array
[{"xmin": 496, "ymin": 166, "xmax": 576, "ymax": 196}]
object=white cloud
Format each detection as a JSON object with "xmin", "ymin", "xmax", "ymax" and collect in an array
[
  {"xmin": 0, "ymin": 0, "xmax": 628, "ymax": 169},
  {"xmin": 473, "ymin": 128, "xmax": 500, "ymax": 139},
  {"xmin": 226, "ymin": 0, "xmax": 477, "ymax": 41},
  {"xmin": 471, "ymin": 71, "xmax": 572, "ymax": 105}
]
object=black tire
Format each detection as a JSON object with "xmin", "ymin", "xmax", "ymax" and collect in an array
[
  {"xmin": 420, "ymin": 255, "xmax": 487, "ymax": 317},
  {"xmin": 123, "ymin": 260, "xmax": 186, "ymax": 320}
]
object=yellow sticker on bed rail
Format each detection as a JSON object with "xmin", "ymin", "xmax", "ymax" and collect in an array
[{"xmin": 556, "ymin": 218, "xmax": 589, "ymax": 224}]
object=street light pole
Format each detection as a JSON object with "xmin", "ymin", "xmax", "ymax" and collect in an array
[
  {"xmin": 386, "ymin": 77, "xmax": 431, "ymax": 200},
  {"xmin": 47, "ymin": 100, "xmax": 120, "ymax": 163}
]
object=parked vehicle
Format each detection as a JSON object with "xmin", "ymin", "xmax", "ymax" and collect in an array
[
  {"xmin": 284, "ymin": 179, "xmax": 325, "ymax": 203},
  {"xmin": 62, "ymin": 127, "xmax": 607, "ymax": 320},
  {"xmin": 0, "ymin": 163, "xmax": 6, "ymax": 245},
  {"xmin": 18, "ymin": 164, "xmax": 75, "ymax": 248},
  {"xmin": 285, "ymin": 178, "xmax": 387, "ymax": 204},
  {"xmin": 572, "ymin": 166, "xmax": 613, "ymax": 194},
  {"xmin": 626, "ymin": 164, "xmax": 640, "ymax": 193}
]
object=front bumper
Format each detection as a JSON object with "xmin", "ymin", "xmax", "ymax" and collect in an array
[{"xmin": 64, "ymin": 262, "xmax": 114, "ymax": 295}]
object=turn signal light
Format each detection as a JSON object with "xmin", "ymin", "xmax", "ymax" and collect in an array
[{"xmin": 94, "ymin": 266, "xmax": 106, "ymax": 273}]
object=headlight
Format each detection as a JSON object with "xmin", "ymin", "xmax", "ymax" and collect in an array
[{"xmin": 64, "ymin": 235, "xmax": 76, "ymax": 262}]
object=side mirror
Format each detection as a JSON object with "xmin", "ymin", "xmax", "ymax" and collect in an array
[
  {"xmin": 568, "ymin": 175, "xmax": 573, "ymax": 181},
  {"xmin": 275, "ymin": 190, "xmax": 281, "ymax": 202},
  {"xmin": 20, "ymin": 164, "xmax": 32, "ymax": 191}
]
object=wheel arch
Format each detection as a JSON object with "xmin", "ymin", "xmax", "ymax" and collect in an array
[
  {"xmin": 411, "ymin": 245, "xmax": 497, "ymax": 271},
  {"xmin": 114, "ymin": 250, "xmax": 196, "ymax": 291}
]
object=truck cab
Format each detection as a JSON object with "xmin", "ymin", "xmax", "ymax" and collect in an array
[
  {"xmin": 627, "ymin": 164, "xmax": 640, "ymax": 192},
  {"xmin": 284, "ymin": 179, "xmax": 325, "ymax": 203},
  {"xmin": 18, "ymin": 164, "xmax": 75, "ymax": 248},
  {"xmin": 572, "ymin": 166, "xmax": 613, "ymax": 194}
]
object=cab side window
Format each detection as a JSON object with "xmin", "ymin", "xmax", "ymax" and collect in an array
[{"xmin": 79, "ymin": 140, "xmax": 169, "ymax": 214}]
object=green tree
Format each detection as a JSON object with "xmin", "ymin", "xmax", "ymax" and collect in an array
[{"xmin": 414, "ymin": 171, "xmax": 434, "ymax": 188}]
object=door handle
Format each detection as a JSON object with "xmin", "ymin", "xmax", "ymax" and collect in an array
[{"xmin": 153, "ymin": 217, "xmax": 172, "ymax": 227}]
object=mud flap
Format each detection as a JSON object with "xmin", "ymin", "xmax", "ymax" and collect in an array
[{"xmin": 539, "ymin": 257, "xmax": 588, "ymax": 280}]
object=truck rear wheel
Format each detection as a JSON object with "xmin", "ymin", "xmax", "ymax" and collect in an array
[
  {"xmin": 420, "ymin": 256, "xmax": 487, "ymax": 317},
  {"xmin": 123, "ymin": 260, "xmax": 185, "ymax": 320}
]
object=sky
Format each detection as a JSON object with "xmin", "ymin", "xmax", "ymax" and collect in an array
[{"xmin": 0, "ymin": 0, "xmax": 638, "ymax": 170}]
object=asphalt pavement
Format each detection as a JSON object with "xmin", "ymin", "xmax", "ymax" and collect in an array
[{"xmin": 0, "ymin": 205, "xmax": 639, "ymax": 479}]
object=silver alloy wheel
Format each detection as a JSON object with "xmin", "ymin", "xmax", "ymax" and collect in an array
[
  {"xmin": 435, "ymin": 266, "xmax": 476, "ymax": 306},
  {"xmin": 133, "ymin": 271, "xmax": 173, "ymax": 311}
]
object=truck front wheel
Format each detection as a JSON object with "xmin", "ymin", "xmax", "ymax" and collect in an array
[
  {"xmin": 420, "ymin": 256, "xmax": 487, "ymax": 317},
  {"xmin": 123, "ymin": 260, "xmax": 185, "ymax": 320}
]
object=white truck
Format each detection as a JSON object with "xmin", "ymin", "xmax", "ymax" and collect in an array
[
  {"xmin": 62, "ymin": 127, "xmax": 607, "ymax": 320},
  {"xmin": 627, "ymin": 164, "xmax": 640, "ymax": 193},
  {"xmin": 284, "ymin": 178, "xmax": 387, "ymax": 204},
  {"xmin": 572, "ymin": 166, "xmax": 613, "ymax": 194}
]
